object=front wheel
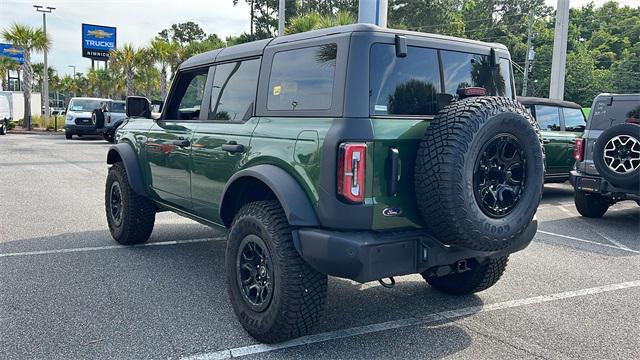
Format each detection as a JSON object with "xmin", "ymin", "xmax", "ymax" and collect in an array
[
  {"xmin": 574, "ymin": 191, "xmax": 610, "ymax": 218},
  {"xmin": 65, "ymin": 132, "xmax": 73, "ymax": 140},
  {"xmin": 0, "ymin": 121, "xmax": 6, "ymax": 135},
  {"xmin": 422, "ymin": 256, "xmax": 509, "ymax": 295},
  {"xmin": 105, "ymin": 162, "xmax": 156, "ymax": 244},
  {"xmin": 225, "ymin": 200, "xmax": 327, "ymax": 343}
]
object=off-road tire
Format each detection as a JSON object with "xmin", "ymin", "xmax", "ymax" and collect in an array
[
  {"xmin": 574, "ymin": 190, "xmax": 609, "ymax": 218},
  {"xmin": 0, "ymin": 121, "xmax": 6, "ymax": 135},
  {"xmin": 593, "ymin": 123, "xmax": 640, "ymax": 189},
  {"xmin": 415, "ymin": 97, "xmax": 544, "ymax": 251},
  {"xmin": 65, "ymin": 132, "xmax": 72, "ymax": 140},
  {"xmin": 225, "ymin": 200, "xmax": 327, "ymax": 343},
  {"xmin": 105, "ymin": 162, "xmax": 155, "ymax": 245},
  {"xmin": 423, "ymin": 256, "xmax": 509, "ymax": 295}
]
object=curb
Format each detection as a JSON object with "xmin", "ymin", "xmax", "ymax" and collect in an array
[{"xmin": 6, "ymin": 130, "xmax": 65, "ymax": 136}]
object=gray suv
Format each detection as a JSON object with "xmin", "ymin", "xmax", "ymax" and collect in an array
[{"xmin": 571, "ymin": 93, "xmax": 640, "ymax": 217}]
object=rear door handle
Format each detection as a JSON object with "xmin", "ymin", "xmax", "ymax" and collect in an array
[
  {"xmin": 172, "ymin": 139, "xmax": 190, "ymax": 147},
  {"xmin": 222, "ymin": 142, "xmax": 245, "ymax": 153},
  {"xmin": 542, "ymin": 138, "xmax": 551, "ymax": 144}
]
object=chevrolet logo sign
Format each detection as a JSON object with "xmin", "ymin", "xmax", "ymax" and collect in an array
[
  {"xmin": 3, "ymin": 47, "xmax": 23, "ymax": 55},
  {"xmin": 87, "ymin": 29, "xmax": 113, "ymax": 39}
]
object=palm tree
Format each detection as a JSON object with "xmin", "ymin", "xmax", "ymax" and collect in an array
[
  {"xmin": 150, "ymin": 38, "xmax": 180, "ymax": 100},
  {"xmin": 286, "ymin": 11, "xmax": 356, "ymax": 35},
  {"xmin": 0, "ymin": 56, "xmax": 20, "ymax": 91},
  {"xmin": 1, "ymin": 23, "xmax": 50, "ymax": 130},
  {"xmin": 109, "ymin": 43, "xmax": 150, "ymax": 96}
]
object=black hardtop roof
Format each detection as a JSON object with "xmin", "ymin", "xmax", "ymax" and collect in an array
[
  {"xmin": 517, "ymin": 96, "xmax": 582, "ymax": 109},
  {"xmin": 593, "ymin": 93, "xmax": 640, "ymax": 101},
  {"xmin": 179, "ymin": 24, "xmax": 509, "ymax": 70}
]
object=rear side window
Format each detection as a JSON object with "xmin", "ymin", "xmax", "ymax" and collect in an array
[
  {"xmin": 563, "ymin": 108, "xmax": 586, "ymax": 132},
  {"xmin": 590, "ymin": 99, "xmax": 640, "ymax": 130},
  {"xmin": 441, "ymin": 50, "xmax": 511, "ymax": 98},
  {"xmin": 209, "ymin": 58, "xmax": 260, "ymax": 121},
  {"xmin": 267, "ymin": 44, "xmax": 337, "ymax": 111},
  {"xmin": 370, "ymin": 44, "xmax": 440, "ymax": 116},
  {"xmin": 535, "ymin": 105, "xmax": 561, "ymax": 131},
  {"xmin": 110, "ymin": 102, "xmax": 125, "ymax": 113}
]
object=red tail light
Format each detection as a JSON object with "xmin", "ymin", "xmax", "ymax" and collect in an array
[
  {"xmin": 574, "ymin": 138, "xmax": 584, "ymax": 162},
  {"xmin": 337, "ymin": 143, "xmax": 367, "ymax": 204}
]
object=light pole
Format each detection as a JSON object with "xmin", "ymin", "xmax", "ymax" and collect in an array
[
  {"xmin": 68, "ymin": 65, "xmax": 76, "ymax": 77},
  {"xmin": 34, "ymin": 5, "xmax": 55, "ymax": 127}
]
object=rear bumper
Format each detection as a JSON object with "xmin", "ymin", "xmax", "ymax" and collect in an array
[
  {"xmin": 293, "ymin": 219, "xmax": 537, "ymax": 283},
  {"xmin": 570, "ymin": 170, "xmax": 639, "ymax": 196},
  {"xmin": 64, "ymin": 124, "xmax": 99, "ymax": 135}
]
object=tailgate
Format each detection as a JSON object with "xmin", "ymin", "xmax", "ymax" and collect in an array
[{"xmin": 370, "ymin": 118, "xmax": 430, "ymax": 231}]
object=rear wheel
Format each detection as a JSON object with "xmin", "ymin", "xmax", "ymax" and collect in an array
[
  {"xmin": 0, "ymin": 121, "xmax": 6, "ymax": 135},
  {"xmin": 422, "ymin": 256, "xmax": 509, "ymax": 295},
  {"xmin": 574, "ymin": 191, "xmax": 610, "ymax": 218},
  {"xmin": 225, "ymin": 200, "xmax": 327, "ymax": 343},
  {"xmin": 105, "ymin": 162, "xmax": 155, "ymax": 244}
]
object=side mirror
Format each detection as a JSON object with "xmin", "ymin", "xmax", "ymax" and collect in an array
[{"xmin": 126, "ymin": 96, "xmax": 151, "ymax": 118}]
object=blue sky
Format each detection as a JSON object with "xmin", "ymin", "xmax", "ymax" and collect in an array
[
  {"xmin": 0, "ymin": 0, "xmax": 634, "ymax": 77},
  {"xmin": 0, "ymin": 0, "xmax": 251, "ymax": 76}
]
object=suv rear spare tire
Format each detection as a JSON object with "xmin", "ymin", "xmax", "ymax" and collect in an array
[
  {"xmin": 415, "ymin": 97, "xmax": 544, "ymax": 251},
  {"xmin": 593, "ymin": 123, "xmax": 640, "ymax": 189}
]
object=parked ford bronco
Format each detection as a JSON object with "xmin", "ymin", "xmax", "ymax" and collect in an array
[
  {"xmin": 571, "ymin": 93, "xmax": 640, "ymax": 217},
  {"xmin": 518, "ymin": 96, "xmax": 586, "ymax": 183},
  {"xmin": 104, "ymin": 25, "xmax": 543, "ymax": 343},
  {"xmin": 92, "ymin": 100, "xmax": 127, "ymax": 143}
]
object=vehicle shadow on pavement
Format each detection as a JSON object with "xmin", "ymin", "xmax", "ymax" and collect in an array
[
  {"xmin": 542, "ymin": 183, "xmax": 574, "ymax": 204},
  {"xmin": 538, "ymin": 207, "xmax": 640, "ymax": 253},
  {"xmin": 3, "ymin": 228, "xmax": 481, "ymax": 359},
  {"xmin": 0, "ymin": 222, "xmax": 220, "ymax": 254}
]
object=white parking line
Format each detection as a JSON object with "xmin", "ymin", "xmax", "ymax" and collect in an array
[
  {"xmin": 0, "ymin": 237, "xmax": 226, "ymax": 258},
  {"xmin": 182, "ymin": 280, "xmax": 640, "ymax": 360},
  {"xmin": 538, "ymin": 230, "xmax": 640, "ymax": 254}
]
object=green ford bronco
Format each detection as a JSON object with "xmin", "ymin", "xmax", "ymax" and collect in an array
[{"xmin": 104, "ymin": 24, "xmax": 544, "ymax": 343}]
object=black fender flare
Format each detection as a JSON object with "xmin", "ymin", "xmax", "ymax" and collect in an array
[
  {"xmin": 106, "ymin": 143, "xmax": 147, "ymax": 197},
  {"xmin": 220, "ymin": 164, "xmax": 319, "ymax": 227}
]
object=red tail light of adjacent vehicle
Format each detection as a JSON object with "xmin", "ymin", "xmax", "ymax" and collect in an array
[
  {"xmin": 574, "ymin": 138, "xmax": 585, "ymax": 161},
  {"xmin": 337, "ymin": 143, "xmax": 367, "ymax": 204}
]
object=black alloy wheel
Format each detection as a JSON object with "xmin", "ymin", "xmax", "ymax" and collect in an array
[
  {"xmin": 236, "ymin": 234, "xmax": 274, "ymax": 312},
  {"xmin": 109, "ymin": 181, "xmax": 123, "ymax": 227},
  {"xmin": 473, "ymin": 134, "xmax": 526, "ymax": 218}
]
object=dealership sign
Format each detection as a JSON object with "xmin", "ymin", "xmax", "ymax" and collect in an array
[
  {"xmin": 0, "ymin": 43, "xmax": 25, "ymax": 64},
  {"xmin": 82, "ymin": 23, "xmax": 116, "ymax": 60}
]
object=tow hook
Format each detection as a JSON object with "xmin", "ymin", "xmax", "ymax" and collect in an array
[
  {"xmin": 456, "ymin": 259, "xmax": 470, "ymax": 273},
  {"xmin": 378, "ymin": 277, "xmax": 396, "ymax": 288}
]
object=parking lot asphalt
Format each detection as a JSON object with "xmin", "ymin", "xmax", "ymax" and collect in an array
[{"xmin": 1, "ymin": 134, "xmax": 639, "ymax": 360}]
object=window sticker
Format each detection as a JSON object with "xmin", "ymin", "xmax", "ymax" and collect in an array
[
  {"xmin": 273, "ymin": 85, "xmax": 282, "ymax": 96},
  {"xmin": 374, "ymin": 105, "xmax": 388, "ymax": 112}
]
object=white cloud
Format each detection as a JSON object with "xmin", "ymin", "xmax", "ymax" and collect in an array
[{"xmin": 0, "ymin": 0, "xmax": 251, "ymax": 76}]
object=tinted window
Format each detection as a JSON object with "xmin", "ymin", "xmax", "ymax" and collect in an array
[
  {"xmin": 210, "ymin": 59, "xmax": 260, "ymax": 121},
  {"xmin": 68, "ymin": 99, "xmax": 102, "ymax": 112},
  {"xmin": 370, "ymin": 44, "xmax": 440, "ymax": 116},
  {"xmin": 268, "ymin": 44, "xmax": 337, "ymax": 111},
  {"xmin": 563, "ymin": 108, "xmax": 586, "ymax": 132},
  {"xmin": 441, "ymin": 51, "xmax": 511, "ymax": 98},
  {"xmin": 110, "ymin": 102, "xmax": 125, "ymax": 113},
  {"xmin": 166, "ymin": 69, "xmax": 208, "ymax": 120},
  {"xmin": 590, "ymin": 99, "xmax": 640, "ymax": 130},
  {"xmin": 535, "ymin": 105, "xmax": 561, "ymax": 131}
]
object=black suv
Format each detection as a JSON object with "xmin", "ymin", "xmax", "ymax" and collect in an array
[{"xmin": 571, "ymin": 94, "xmax": 640, "ymax": 217}]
